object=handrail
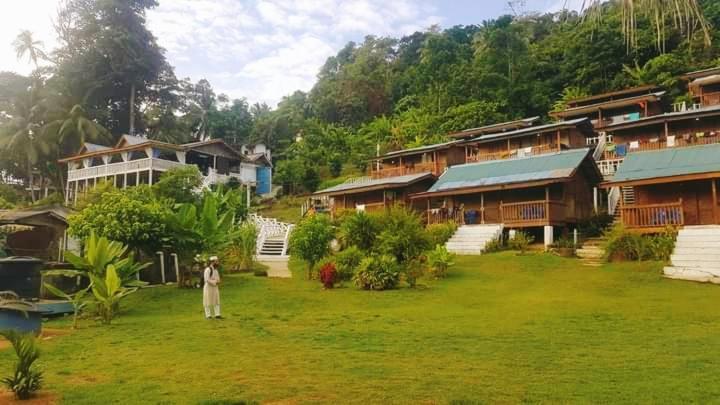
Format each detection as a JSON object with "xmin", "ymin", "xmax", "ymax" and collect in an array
[
  {"xmin": 597, "ymin": 158, "xmax": 624, "ymax": 177},
  {"xmin": 370, "ymin": 161, "xmax": 439, "ymax": 179},
  {"xmin": 608, "ymin": 186, "xmax": 621, "ymax": 216},
  {"xmin": 620, "ymin": 199, "xmax": 684, "ymax": 228},
  {"xmin": 500, "ymin": 200, "xmax": 565, "ymax": 224},
  {"xmin": 467, "ymin": 143, "xmax": 558, "ymax": 163},
  {"xmin": 426, "ymin": 208, "xmax": 465, "ymax": 225}
]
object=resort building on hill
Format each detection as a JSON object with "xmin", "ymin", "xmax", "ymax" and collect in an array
[{"xmin": 60, "ymin": 135, "xmax": 272, "ymax": 204}]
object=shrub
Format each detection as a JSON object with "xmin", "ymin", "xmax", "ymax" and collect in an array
[
  {"xmin": 223, "ymin": 222, "xmax": 258, "ymax": 272},
  {"xmin": 253, "ymin": 270, "xmax": 268, "ymax": 277},
  {"xmin": 0, "ymin": 330, "xmax": 43, "ymax": 400},
  {"xmin": 550, "ymin": 237, "xmax": 576, "ymax": 249},
  {"xmin": 604, "ymin": 224, "xmax": 677, "ymax": 262},
  {"xmin": 89, "ymin": 264, "xmax": 139, "ymax": 324},
  {"xmin": 319, "ymin": 261, "xmax": 338, "ymax": 289},
  {"xmin": 578, "ymin": 213, "xmax": 615, "ymax": 237},
  {"xmin": 338, "ymin": 211, "xmax": 378, "ymax": 250},
  {"xmin": 426, "ymin": 222, "xmax": 458, "ymax": 246},
  {"xmin": 427, "ymin": 245, "xmax": 455, "ymax": 279},
  {"xmin": 152, "ymin": 166, "xmax": 202, "ymax": 205},
  {"xmin": 289, "ymin": 214, "xmax": 334, "ymax": 279},
  {"xmin": 482, "ymin": 238, "xmax": 505, "ymax": 253},
  {"xmin": 354, "ymin": 254, "xmax": 401, "ymax": 290},
  {"xmin": 508, "ymin": 231, "xmax": 534, "ymax": 254},
  {"xmin": 374, "ymin": 207, "xmax": 429, "ymax": 264},
  {"xmin": 335, "ymin": 246, "xmax": 363, "ymax": 282},
  {"xmin": 403, "ymin": 257, "xmax": 426, "ymax": 288}
]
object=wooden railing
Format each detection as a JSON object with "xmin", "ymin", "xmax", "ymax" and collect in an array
[
  {"xmin": 467, "ymin": 144, "xmax": 558, "ymax": 163},
  {"xmin": 702, "ymin": 91, "xmax": 720, "ymax": 107},
  {"xmin": 597, "ymin": 158, "xmax": 624, "ymax": 177},
  {"xmin": 602, "ymin": 133, "xmax": 720, "ymax": 159},
  {"xmin": 370, "ymin": 161, "xmax": 440, "ymax": 179},
  {"xmin": 426, "ymin": 208, "xmax": 465, "ymax": 225},
  {"xmin": 620, "ymin": 200, "xmax": 684, "ymax": 229},
  {"xmin": 362, "ymin": 202, "xmax": 386, "ymax": 212},
  {"xmin": 500, "ymin": 200, "xmax": 565, "ymax": 225}
]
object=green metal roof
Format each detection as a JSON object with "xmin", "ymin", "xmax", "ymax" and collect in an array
[
  {"xmin": 426, "ymin": 148, "xmax": 592, "ymax": 193},
  {"xmin": 314, "ymin": 172, "xmax": 433, "ymax": 195},
  {"xmin": 611, "ymin": 143, "xmax": 720, "ymax": 183}
]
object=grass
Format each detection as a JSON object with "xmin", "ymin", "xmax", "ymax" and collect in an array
[
  {"xmin": 4, "ymin": 252, "xmax": 720, "ymax": 403},
  {"xmin": 255, "ymin": 195, "xmax": 304, "ymax": 223}
]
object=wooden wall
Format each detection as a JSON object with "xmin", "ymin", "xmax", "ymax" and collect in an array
[
  {"xmin": 610, "ymin": 116, "xmax": 720, "ymax": 145},
  {"xmin": 634, "ymin": 179, "xmax": 719, "ymax": 225}
]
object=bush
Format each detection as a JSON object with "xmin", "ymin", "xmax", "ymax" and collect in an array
[
  {"xmin": 403, "ymin": 257, "xmax": 426, "ymax": 288},
  {"xmin": 253, "ymin": 270, "xmax": 268, "ymax": 277},
  {"xmin": 338, "ymin": 211, "xmax": 378, "ymax": 250},
  {"xmin": 354, "ymin": 254, "xmax": 400, "ymax": 290},
  {"xmin": 426, "ymin": 222, "xmax": 458, "ymax": 246},
  {"xmin": 288, "ymin": 215, "xmax": 334, "ymax": 279},
  {"xmin": 152, "ymin": 166, "xmax": 202, "ymax": 205},
  {"xmin": 319, "ymin": 261, "xmax": 337, "ymax": 288},
  {"xmin": 508, "ymin": 231, "xmax": 534, "ymax": 254},
  {"xmin": 374, "ymin": 207, "xmax": 429, "ymax": 264},
  {"xmin": 223, "ymin": 222, "xmax": 258, "ymax": 272},
  {"xmin": 335, "ymin": 246, "xmax": 363, "ymax": 282},
  {"xmin": 604, "ymin": 224, "xmax": 677, "ymax": 262},
  {"xmin": 578, "ymin": 213, "xmax": 615, "ymax": 238},
  {"xmin": 550, "ymin": 237, "xmax": 576, "ymax": 249},
  {"xmin": 482, "ymin": 238, "xmax": 505, "ymax": 253},
  {"xmin": 427, "ymin": 245, "xmax": 455, "ymax": 279},
  {"xmin": 0, "ymin": 330, "xmax": 43, "ymax": 400}
]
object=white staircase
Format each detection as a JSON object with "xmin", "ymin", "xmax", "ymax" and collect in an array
[
  {"xmin": 664, "ymin": 226, "xmax": 720, "ymax": 283},
  {"xmin": 445, "ymin": 224, "xmax": 503, "ymax": 255},
  {"xmin": 248, "ymin": 214, "xmax": 293, "ymax": 260}
]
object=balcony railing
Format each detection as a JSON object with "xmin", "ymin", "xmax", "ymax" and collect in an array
[
  {"xmin": 67, "ymin": 158, "xmax": 187, "ymax": 181},
  {"xmin": 601, "ymin": 132, "xmax": 720, "ymax": 160},
  {"xmin": 370, "ymin": 161, "xmax": 441, "ymax": 179},
  {"xmin": 467, "ymin": 144, "xmax": 558, "ymax": 163},
  {"xmin": 620, "ymin": 200, "xmax": 684, "ymax": 230},
  {"xmin": 597, "ymin": 158, "xmax": 624, "ymax": 177},
  {"xmin": 500, "ymin": 200, "xmax": 565, "ymax": 226},
  {"xmin": 425, "ymin": 208, "xmax": 465, "ymax": 225}
]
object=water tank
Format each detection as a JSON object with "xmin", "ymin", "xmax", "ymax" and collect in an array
[
  {"xmin": 0, "ymin": 256, "xmax": 44, "ymax": 299},
  {"xmin": 256, "ymin": 166, "xmax": 272, "ymax": 195}
]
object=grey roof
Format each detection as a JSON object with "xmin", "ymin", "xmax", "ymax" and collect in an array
[
  {"xmin": 117, "ymin": 134, "xmax": 148, "ymax": 146},
  {"xmin": 82, "ymin": 143, "xmax": 111, "ymax": 152},
  {"xmin": 448, "ymin": 116, "xmax": 541, "ymax": 138},
  {"xmin": 465, "ymin": 118, "xmax": 591, "ymax": 143},
  {"xmin": 610, "ymin": 143, "xmax": 720, "ymax": 184},
  {"xmin": 426, "ymin": 148, "xmax": 592, "ymax": 194},
  {"xmin": 381, "ymin": 140, "xmax": 460, "ymax": 158},
  {"xmin": 560, "ymin": 91, "xmax": 666, "ymax": 114},
  {"xmin": 0, "ymin": 205, "xmax": 73, "ymax": 226},
  {"xmin": 314, "ymin": 172, "xmax": 433, "ymax": 195}
]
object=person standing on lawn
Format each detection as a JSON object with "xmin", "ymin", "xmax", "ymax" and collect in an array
[{"xmin": 203, "ymin": 256, "xmax": 222, "ymax": 319}]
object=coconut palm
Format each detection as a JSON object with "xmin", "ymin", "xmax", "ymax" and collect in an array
[
  {"xmin": 582, "ymin": 0, "xmax": 711, "ymax": 52},
  {"xmin": 12, "ymin": 30, "xmax": 45, "ymax": 69}
]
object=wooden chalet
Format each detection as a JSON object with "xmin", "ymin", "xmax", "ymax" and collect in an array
[
  {"xmin": 410, "ymin": 148, "xmax": 602, "ymax": 243},
  {"xmin": 550, "ymin": 85, "xmax": 665, "ymax": 129},
  {"xmin": 459, "ymin": 118, "xmax": 595, "ymax": 163},
  {"xmin": 370, "ymin": 140, "xmax": 465, "ymax": 179},
  {"xmin": 683, "ymin": 66, "xmax": 720, "ymax": 109},
  {"xmin": 602, "ymin": 143, "xmax": 720, "ymax": 232}
]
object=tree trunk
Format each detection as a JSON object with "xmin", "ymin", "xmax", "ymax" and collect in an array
[
  {"xmin": 27, "ymin": 159, "xmax": 36, "ymax": 203},
  {"xmin": 129, "ymin": 83, "xmax": 136, "ymax": 136}
]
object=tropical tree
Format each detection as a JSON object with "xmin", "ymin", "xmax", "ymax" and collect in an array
[
  {"xmin": 13, "ymin": 30, "xmax": 45, "ymax": 68},
  {"xmin": 582, "ymin": 0, "xmax": 711, "ymax": 52}
]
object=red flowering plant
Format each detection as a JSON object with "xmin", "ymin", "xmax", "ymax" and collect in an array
[{"xmin": 319, "ymin": 261, "xmax": 337, "ymax": 289}]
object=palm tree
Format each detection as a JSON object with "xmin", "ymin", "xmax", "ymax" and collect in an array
[
  {"xmin": 12, "ymin": 30, "xmax": 45, "ymax": 69},
  {"xmin": 43, "ymin": 104, "xmax": 109, "ymax": 191},
  {"xmin": 582, "ymin": 0, "xmax": 711, "ymax": 52}
]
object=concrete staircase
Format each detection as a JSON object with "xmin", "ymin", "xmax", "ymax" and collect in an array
[
  {"xmin": 445, "ymin": 224, "xmax": 503, "ymax": 255},
  {"xmin": 664, "ymin": 225, "xmax": 720, "ymax": 283},
  {"xmin": 258, "ymin": 237, "xmax": 286, "ymax": 256},
  {"xmin": 576, "ymin": 238, "xmax": 606, "ymax": 266}
]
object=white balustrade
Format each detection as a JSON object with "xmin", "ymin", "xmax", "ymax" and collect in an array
[
  {"xmin": 248, "ymin": 213, "xmax": 292, "ymax": 257},
  {"xmin": 67, "ymin": 158, "xmax": 187, "ymax": 182}
]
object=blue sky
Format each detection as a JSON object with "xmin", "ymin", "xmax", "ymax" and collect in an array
[{"xmin": 1, "ymin": 0, "xmax": 582, "ymax": 107}]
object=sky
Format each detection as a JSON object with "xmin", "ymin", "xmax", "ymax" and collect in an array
[{"xmin": 0, "ymin": 0, "xmax": 584, "ymax": 108}]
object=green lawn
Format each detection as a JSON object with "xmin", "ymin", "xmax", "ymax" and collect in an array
[
  {"xmin": 255, "ymin": 196, "xmax": 304, "ymax": 223},
  {"xmin": 4, "ymin": 253, "xmax": 720, "ymax": 403}
]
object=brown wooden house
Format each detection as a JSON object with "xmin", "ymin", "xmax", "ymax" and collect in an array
[
  {"xmin": 602, "ymin": 143, "xmax": 720, "ymax": 232},
  {"xmin": 410, "ymin": 148, "xmax": 602, "ymax": 244},
  {"xmin": 370, "ymin": 140, "xmax": 466, "ymax": 179}
]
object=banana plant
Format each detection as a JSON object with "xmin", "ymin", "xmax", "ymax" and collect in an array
[
  {"xmin": 63, "ymin": 232, "xmax": 149, "ymax": 286},
  {"xmin": 88, "ymin": 264, "xmax": 138, "ymax": 325},
  {"xmin": 43, "ymin": 280, "xmax": 89, "ymax": 329}
]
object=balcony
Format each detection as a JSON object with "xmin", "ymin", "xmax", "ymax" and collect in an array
[
  {"xmin": 67, "ymin": 158, "xmax": 187, "ymax": 181},
  {"xmin": 425, "ymin": 207, "xmax": 465, "ymax": 225},
  {"xmin": 597, "ymin": 158, "xmax": 624, "ymax": 177},
  {"xmin": 370, "ymin": 161, "xmax": 442, "ymax": 179},
  {"xmin": 500, "ymin": 200, "xmax": 566, "ymax": 227},
  {"xmin": 467, "ymin": 144, "xmax": 558, "ymax": 163},
  {"xmin": 701, "ymin": 91, "xmax": 720, "ymax": 107},
  {"xmin": 620, "ymin": 200, "xmax": 684, "ymax": 232}
]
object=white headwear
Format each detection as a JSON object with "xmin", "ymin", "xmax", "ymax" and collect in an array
[{"xmin": 209, "ymin": 256, "xmax": 219, "ymax": 261}]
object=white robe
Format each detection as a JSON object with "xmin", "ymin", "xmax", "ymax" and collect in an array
[{"xmin": 203, "ymin": 267, "xmax": 221, "ymax": 307}]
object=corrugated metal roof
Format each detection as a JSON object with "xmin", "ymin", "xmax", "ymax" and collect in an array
[
  {"xmin": 314, "ymin": 172, "xmax": 432, "ymax": 195},
  {"xmin": 381, "ymin": 140, "xmax": 459, "ymax": 158},
  {"xmin": 465, "ymin": 118, "xmax": 590, "ymax": 143},
  {"xmin": 611, "ymin": 143, "xmax": 720, "ymax": 183},
  {"xmin": 427, "ymin": 148, "xmax": 591, "ymax": 193},
  {"xmin": 82, "ymin": 143, "xmax": 111, "ymax": 152}
]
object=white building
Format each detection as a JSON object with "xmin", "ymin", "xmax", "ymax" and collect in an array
[{"xmin": 60, "ymin": 135, "xmax": 272, "ymax": 204}]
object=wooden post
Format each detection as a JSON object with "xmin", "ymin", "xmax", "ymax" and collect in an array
[
  {"xmin": 480, "ymin": 193, "xmax": 485, "ymax": 224},
  {"xmin": 664, "ymin": 121, "xmax": 669, "ymax": 138},
  {"xmin": 598, "ymin": 109, "xmax": 602, "ymax": 125},
  {"xmin": 500, "ymin": 200, "xmax": 504, "ymax": 222},
  {"xmin": 507, "ymin": 139, "xmax": 511, "ymax": 153},
  {"xmin": 426, "ymin": 198, "xmax": 431, "ymax": 224},
  {"xmin": 433, "ymin": 151, "xmax": 438, "ymax": 175},
  {"xmin": 712, "ymin": 179, "xmax": 718, "ymax": 224},
  {"xmin": 157, "ymin": 251, "xmax": 166, "ymax": 284},
  {"xmin": 399, "ymin": 156, "xmax": 403, "ymax": 175},
  {"xmin": 679, "ymin": 198, "xmax": 685, "ymax": 225},
  {"xmin": 382, "ymin": 190, "xmax": 386, "ymax": 208},
  {"xmin": 343, "ymin": 195, "xmax": 347, "ymax": 209},
  {"xmin": 556, "ymin": 130, "xmax": 561, "ymax": 151},
  {"xmin": 148, "ymin": 170, "xmax": 153, "ymax": 186}
]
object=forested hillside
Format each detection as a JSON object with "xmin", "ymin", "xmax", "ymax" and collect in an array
[{"xmin": 1, "ymin": 0, "xmax": 719, "ymax": 199}]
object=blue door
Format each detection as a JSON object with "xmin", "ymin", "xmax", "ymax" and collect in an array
[{"xmin": 256, "ymin": 166, "xmax": 272, "ymax": 195}]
